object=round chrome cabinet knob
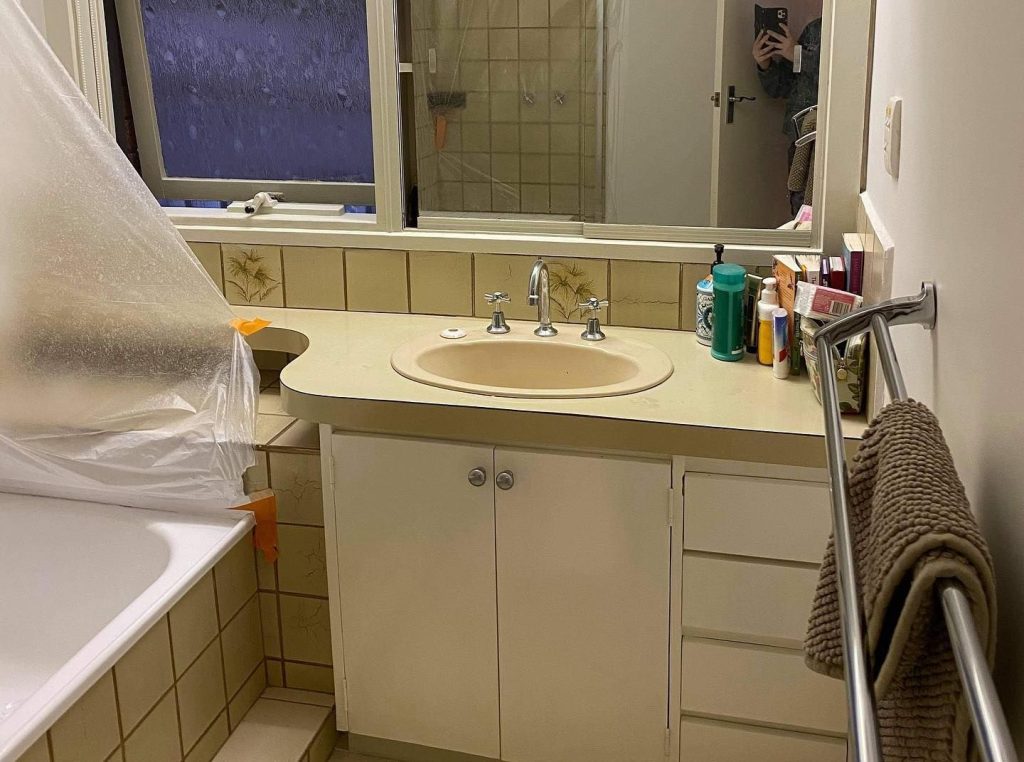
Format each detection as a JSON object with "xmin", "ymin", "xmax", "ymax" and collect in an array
[
  {"xmin": 495, "ymin": 471, "xmax": 515, "ymax": 491},
  {"xmin": 468, "ymin": 468, "xmax": 487, "ymax": 487}
]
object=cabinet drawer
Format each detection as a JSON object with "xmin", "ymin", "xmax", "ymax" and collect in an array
[
  {"xmin": 681, "ymin": 717, "xmax": 845, "ymax": 762},
  {"xmin": 684, "ymin": 473, "xmax": 832, "ymax": 563},
  {"xmin": 680, "ymin": 639, "xmax": 846, "ymax": 735},
  {"xmin": 682, "ymin": 554, "xmax": 819, "ymax": 648}
]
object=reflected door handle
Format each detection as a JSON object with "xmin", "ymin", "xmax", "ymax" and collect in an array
[{"xmin": 725, "ymin": 85, "xmax": 756, "ymax": 124}]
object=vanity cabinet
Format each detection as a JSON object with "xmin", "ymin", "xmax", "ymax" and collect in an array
[
  {"xmin": 331, "ymin": 434, "xmax": 673, "ymax": 762},
  {"xmin": 679, "ymin": 471, "xmax": 848, "ymax": 760}
]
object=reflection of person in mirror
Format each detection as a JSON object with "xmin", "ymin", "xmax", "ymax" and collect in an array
[{"xmin": 752, "ymin": 18, "xmax": 821, "ymax": 214}]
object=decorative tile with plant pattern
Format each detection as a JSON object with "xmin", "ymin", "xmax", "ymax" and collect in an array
[
  {"xmin": 549, "ymin": 261, "xmax": 597, "ymax": 322},
  {"xmin": 222, "ymin": 245, "xmax": 284, "ymax": 306}
]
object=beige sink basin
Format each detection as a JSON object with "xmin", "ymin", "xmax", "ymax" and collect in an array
[{"xmin": 391, "ymin": 328, "xmax": 674, "ymax": 398}]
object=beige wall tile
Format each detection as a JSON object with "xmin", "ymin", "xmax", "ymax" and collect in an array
[
  {"xmin": 123, "ymin": 690, "xmax": 180, "ymax": 762},
  {"xmin": 169, "ymin": 574, "xmax": 218, "ymax": 676},
  {"xmin": 680, "ymin": 263, "xmax": 711, "ymax": 332},
  {"xmin": 550, "ymin": 0, "xmax": 581, "ymax": 26},
  {"xmin": 266, "ymin": 659, "xmax": 285, "ymax": 687},
  {"xmin": 16, "ymin": 735, "xmax": 50, "ymax": 762},
  {"xmin": 408, "ymin": 251, "xmax": 474, "ymax": 316},
  {"xmin": 277, "ymin": 526, "xmax": 329, "ymax": 597},
  {"xmin": 255, "ymin": 549, "xmax": 277, "ymax": 592},
  {"xmin": 282, "ymin": 247, "xmax": 345, "ymax": 310},
  {"xmin": 50, "ymin": 672, "xmax": 120, "ymax": 762},
  {"xmin": 280, "ymin": 595, "xmax": 333, "ymax": 665},
  {"xmin": 283, "ymin": 663, "xmax": 335, "ymax": 694},
  {"xmin": 176, "ymin": 640, "xmax": 227, "ymax": 753},
  {"xmin": 260, "ymin": 688, "xmax": 334, "ymax": 708},
  {"xmin": 183, "ymin": 712, "xmax": 228, "ymax": 762},
  {"xmin": 547, "ymin": 257, "xmax": 608, "ymax": 323},
  {"xmin": 259, "ymin": 593, "xmax": 282, "ymax": 659},
  {"xmin": 221, "ymin": 597, "xmax": 264, "ymax": 697},
  {"xmin": 214, "ymin": 539, "xmax": 258, "ymax": 626},
  {"xmin": 258, "ymin": 388, "xmax": 285, "ymax": 415},
  {"xmin": 473, "ymin": 253, "xmax": 536, "ymax": 320},
  {"xmin": 222, "ymin": 245, "xmax": 284, "ymax": 307},
  {"xmin": 188, "ymin": 243, "xmax": 224, "ymax": 292},
  {"xmin": 255, "ymin": 414, "xmax": 294, "ymax": 446},
  {"xmin": 114, "ymin": 617, "xmax": 174, "ymax": 733},
  {"xmin": 344, "ymin": 249, "xmax": 409, "ymax": 313},
  {"xmin": 610, "ymin": 260, "xmax": 682, "ymax": 329},
  {"xmin": 228, "ymin": 662, "xmax": 266, "ymax": 730},
  {"xmin": 269, "ymin": 453, "xmax": 324, "ymax": 527},
  {"xmin": 519, "ymin": 0, "xmax": 549, "ymax": 27}
]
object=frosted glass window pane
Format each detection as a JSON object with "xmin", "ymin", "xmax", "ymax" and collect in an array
[{"xmin": 140, "ymin": 0, "xmax": 373, "ymax": 183}]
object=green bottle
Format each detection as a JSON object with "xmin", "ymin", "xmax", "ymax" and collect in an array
[{"xmin": 710, "ymin": 263, "xmax": 747, "ymax": 362}]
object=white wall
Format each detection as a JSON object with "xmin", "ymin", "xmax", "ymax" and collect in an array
[
  {"xmin": 864, "ymin": 0, "xmax": 1024, "ymax": 750},
  {"xmin": 603, "ymin": 1, "xmax": 717, "ymax": 226}
]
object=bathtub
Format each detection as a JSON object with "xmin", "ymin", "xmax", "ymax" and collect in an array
[{"xmin": 0, "ymin": 491, "xmax": 254, "ymax": 760}]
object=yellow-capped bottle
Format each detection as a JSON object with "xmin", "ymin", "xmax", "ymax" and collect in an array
[{"xmin": 756, "ymin": 278, "xmax": 780, "ymax": 366}]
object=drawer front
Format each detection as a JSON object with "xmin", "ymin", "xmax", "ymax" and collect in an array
[
  {"xmin": 684, "ymin": 473, "xmax": 832, "ymax": 563},
  {"xmin": 681, "ymin": 717, "xmax": 846, "ymax": 762},
  {"xmin": 680, "ymin": 639, "xmax": 846, "ymax": 735},
  {"xmin": 682, "ymin": 554, "xmax": 820, "ymax": 648}
]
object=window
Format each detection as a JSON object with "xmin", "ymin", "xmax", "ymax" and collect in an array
[{"xmin": 113, "ymin": 0, "xmax": 375, "ymax": 206}]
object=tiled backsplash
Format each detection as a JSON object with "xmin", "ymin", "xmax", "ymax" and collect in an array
[
  {"xmin": 191, "ymin": 242, "xmax": 759, "ymax": 332},
  {"xmin": 18, "ymin": 538, "xmax": 264, "ymax": 762}
]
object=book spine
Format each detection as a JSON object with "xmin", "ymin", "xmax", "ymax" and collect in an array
[{"xmin": 849, "ymin": 249, "xmax": 864, "ymax": 295}]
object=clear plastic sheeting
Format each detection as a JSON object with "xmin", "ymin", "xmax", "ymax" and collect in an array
[{"xmin": 0, "ymin": 1, "xmax": 258, "ymax": 512}]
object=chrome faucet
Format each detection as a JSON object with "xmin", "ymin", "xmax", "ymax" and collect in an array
[{"xmin": 528, "ymin": 258, "xmax": 558, "ymax": 337}]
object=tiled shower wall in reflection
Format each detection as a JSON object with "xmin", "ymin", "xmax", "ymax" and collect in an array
[{"xmin": 412, "ymin": 0, "xmax": 601, "ymax": 218}]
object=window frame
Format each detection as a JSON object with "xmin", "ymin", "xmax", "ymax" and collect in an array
[
  {"xmin": 76, "ymin": 0, "xmax": 869, "ymax": 259},
  {"xmin": 112, "ymin": 0, "xmax": 379, "ymax": 208}
]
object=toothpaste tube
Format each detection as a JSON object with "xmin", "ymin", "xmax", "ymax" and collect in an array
[
  {"xmin": 794, "ymin": 281, "xmax": 863, "ymax": 322},
  {"xmin": 772, "ymin": 307, "xmax": 790, "ymax": 379}
]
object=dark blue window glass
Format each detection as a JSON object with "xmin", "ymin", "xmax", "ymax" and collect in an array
[{"xmin": 140, "ymin": 0, "xmax": 373, "ymax": 183}]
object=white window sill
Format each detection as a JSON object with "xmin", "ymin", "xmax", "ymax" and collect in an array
[{"xmin": 167, "ymin": 206, "xmax": 816, "ymax": 265}]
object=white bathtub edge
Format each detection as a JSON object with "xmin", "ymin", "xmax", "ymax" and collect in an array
[{"xmin": 1, "ymin": 511, "xmax": 255, "ymax": 761}]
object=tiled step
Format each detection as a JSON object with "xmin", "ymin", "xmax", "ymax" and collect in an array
[{"xmin": 214, "ymin": 689, "xmax": 337, "ymax": 762}]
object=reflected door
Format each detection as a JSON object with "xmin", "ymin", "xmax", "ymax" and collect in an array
[{"xmin": 711, "ymin": 0, "xmax": 793, "ymax": 228}]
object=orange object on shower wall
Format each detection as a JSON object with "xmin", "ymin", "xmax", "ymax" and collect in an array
[{"xmin": 434, "ymin": 113, "xmax": 448, "ymax": 150}]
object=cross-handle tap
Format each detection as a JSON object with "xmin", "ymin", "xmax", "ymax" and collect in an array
[
  {"xmin": 579, "ymin": 296, "xmax": 609, "ymax": 341},
  {"xmin": 484, "ymin": 291, "xmax": 511, "ymax": 334},
  {"xmin": 528, "ymin": 258, "xmax": 558, "ymax": 337}
]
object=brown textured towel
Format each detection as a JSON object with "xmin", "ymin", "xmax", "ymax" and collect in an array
[{"xmin": 805, "ymin": 399, "xmax": 996, "ymax": 761}]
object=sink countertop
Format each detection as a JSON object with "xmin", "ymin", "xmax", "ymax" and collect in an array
[{"xmin": 236, "ymin": 307, "xmax": 866, "ymax": 468}]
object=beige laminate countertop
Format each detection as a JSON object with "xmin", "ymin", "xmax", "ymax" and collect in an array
[{"xmin": 236, "ymin": 307, "xmax": 866, "ymax": 468}]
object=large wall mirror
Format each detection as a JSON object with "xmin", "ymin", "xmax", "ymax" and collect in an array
[{"xmin": 405, "ymin": 0, "xmax": 828, "ymax": 239}]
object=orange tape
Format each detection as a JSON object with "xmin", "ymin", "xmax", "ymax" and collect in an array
[
  {"xmin": 231, "ymin": 317, "xmax": 271, "ymax": 336},
  {"xmin": 233, "ymin": 489, "xmax": 278, "ymax": 563}
]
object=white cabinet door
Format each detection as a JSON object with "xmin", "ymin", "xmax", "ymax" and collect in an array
[
  {"xmin": 332, "ymin": 435, "xmax": 500, "ymax": 758},
  {"xmin": 494, "ymin": 449, "xmax": 672, "ymax": 762}
]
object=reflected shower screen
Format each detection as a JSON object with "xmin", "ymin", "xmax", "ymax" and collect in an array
[{"xmin": 140, "ymin": 0, "xmax": 373, "ymax": 183}]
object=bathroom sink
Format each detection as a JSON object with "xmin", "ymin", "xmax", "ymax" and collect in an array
[{"xmin": 391, "ymin": 328, "xmax": 673, "ymax": 398}]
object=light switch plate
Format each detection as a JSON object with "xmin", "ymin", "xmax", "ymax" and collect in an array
[{"xmin": 884, "ymin": 96, "xmax": 902, "ymax": 179}]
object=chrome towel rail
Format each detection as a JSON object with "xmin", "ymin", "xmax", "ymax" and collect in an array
[{"xmin": 814, "ymin": 283, "xmax": 1017, "ymax": 762}]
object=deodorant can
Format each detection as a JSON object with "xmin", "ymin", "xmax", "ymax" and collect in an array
[{"xmin": 695, "ymin": 276, "xmax": 714, "ymax": 345}]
